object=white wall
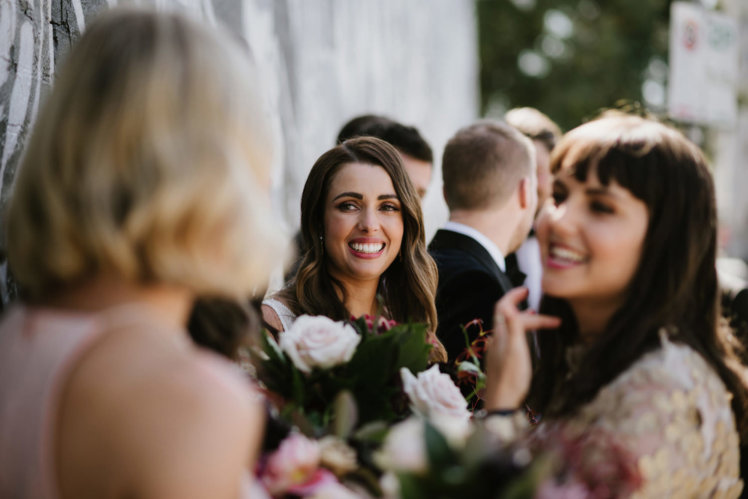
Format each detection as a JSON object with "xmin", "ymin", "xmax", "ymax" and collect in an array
[{"xmin": 0, "ymin": 0, "xmax": 479, "ymax": 304}]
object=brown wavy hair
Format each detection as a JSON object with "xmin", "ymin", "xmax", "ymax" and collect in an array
[
  {"xmin": 529, "ymin": 112, "xmax": 748, "ymax": 440},
  {"xmin": 277, "ymin": 137, "xmax": 446, "ymax": 362}
]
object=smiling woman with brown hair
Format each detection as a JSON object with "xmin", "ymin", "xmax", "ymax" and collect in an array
[{"xmin": 263, "ymin": 136, "xmax": 447, "ymax": 362}]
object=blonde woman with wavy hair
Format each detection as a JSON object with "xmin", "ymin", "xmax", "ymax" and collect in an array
[{"xmin": 0, "ymin": 7, "xmax": 284, "ymax": 498}]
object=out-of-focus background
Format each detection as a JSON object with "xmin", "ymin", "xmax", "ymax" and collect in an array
[{"xmin": 1, "ymin": 0, "xmax": 746, "ymax": 304}]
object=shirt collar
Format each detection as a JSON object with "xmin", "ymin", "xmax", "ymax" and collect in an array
[{"xmin": 442, "ymin": 221, "xmax": 506, "ymax": 272}]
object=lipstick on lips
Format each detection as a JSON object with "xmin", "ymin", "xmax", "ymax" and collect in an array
[
  {"xmin": 348, "ymin": 238, "xmax": 386, "ymax": 259},
  {"xmin": 546, "ymin": 242, "xmax": 586, "ymax": 269}
]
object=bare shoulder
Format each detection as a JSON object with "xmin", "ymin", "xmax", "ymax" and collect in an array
[
  {"xmin": 58, "ymin": 326, "xmax": 264, "ymax": 498},
  {"xmin": 261, "ymin": 299, "xmax": 286, "ymax": 332}
]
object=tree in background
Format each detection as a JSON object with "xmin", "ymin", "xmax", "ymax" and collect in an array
[{"xmin": 478, "ymin": 0, "xmax": 672, "ymax": 132}]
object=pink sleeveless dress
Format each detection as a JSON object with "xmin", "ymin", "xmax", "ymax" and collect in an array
[
  {"xmin": 0, "ymin": 306, "xmax": 112, "ymax": 498},
  {"xmin": 0, "ymin": 305, "xmax": 259, "ymax": 498}
]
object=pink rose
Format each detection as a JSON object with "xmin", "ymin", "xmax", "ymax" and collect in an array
[
  {"xmin": 260, "ymin": 433, "xmax": 320, "ymax": 495},
  {"xmin": 280, "ymin": 315, "xmax": 361, "ymax": 373},
  {"xmin": 400, "ymin": 365, "xmax": 470, "ymax": 420}
]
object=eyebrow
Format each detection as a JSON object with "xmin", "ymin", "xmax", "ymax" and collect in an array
[
  {"xmin": 555, "ymin": 179, "xmax": 622, "ymax": 199},
  {"xmin": 332, "ymin": 192, "xmax": 399, "ymax": 201},
  {"xmin": 584, "ymin": 187, "xmax": 614, "ymax": 196}
]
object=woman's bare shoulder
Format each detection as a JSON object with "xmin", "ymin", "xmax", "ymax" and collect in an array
[
  {"xmin": 58, "ymin": 325, "xmax": 263, "ymax": 497},
  {"xmin": 261, "ymin": 297, "xmax": 288, "ymax": 332}
]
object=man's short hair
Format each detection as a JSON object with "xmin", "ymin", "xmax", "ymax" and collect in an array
[
  {"xmin": 337, "ymin": 114, "xmax": 433, "ymax": 163},
  {"xmin": 505, "ymin": 107, "xmax": 562, "ymax": 152},
  {"xmin": 441, "ymin": 120, "xmax": 534, "ymax": 211}
]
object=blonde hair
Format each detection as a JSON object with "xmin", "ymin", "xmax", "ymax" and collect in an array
[
  {"xmin": 6, "ymin": 8, "xmax": 284, "ymax": 300},
  {"xmin": 505, "ymin": 107, "xmax": 562, "ymax": 151}
]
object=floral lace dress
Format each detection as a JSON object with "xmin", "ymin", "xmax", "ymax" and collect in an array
[{"xmin": 488, "ymin": 332, "xmax": 743, "ymax": 497}]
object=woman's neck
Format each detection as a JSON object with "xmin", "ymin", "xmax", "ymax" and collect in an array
[
  {"xmin": 45, "ymin": 274, "xmax": 194, "ymax": 331},
  {"xmin": 334, "ymin": 278, "xmax": 380, "ymax": 319},
  {"xmin": 568, "ymin": 299, "xmax": 618, "ymax": 344}
]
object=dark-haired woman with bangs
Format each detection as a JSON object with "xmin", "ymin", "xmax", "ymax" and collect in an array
[{"xmin": 483, "ymin": 112, "xmax": 748, "ymax": 496}]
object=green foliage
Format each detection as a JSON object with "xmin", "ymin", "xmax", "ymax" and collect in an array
[
  {"xmin": 477, "ymin": 0, "xmax": 673, "ymax": 131},
  {"xmin": 251, "ymin": 316, "xmax": 433, "ymax": 436},
  {"xmin": 395, "ymin": 422, "xmax": 540, "ymax": 499}
]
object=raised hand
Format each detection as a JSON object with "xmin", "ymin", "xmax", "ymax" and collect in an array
[{"xmin": 483, "ymin": 288, "xmax": 561, "ymax": 411}]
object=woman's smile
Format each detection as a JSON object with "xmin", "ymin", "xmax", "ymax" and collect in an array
[
  {"xmin": 348, "ymin": 238, "xmax": 387, "ymax": 258},
  {"xmin": 546, "ymin": 242, "xmax": 588, "ymax": 268},
  {"xmin": 537, "ymin": 168, "xmax": 648, "ymax": 314},
  {"xmin": 324, "ymin": 162, "xmax": 404, "ymax": 285}
]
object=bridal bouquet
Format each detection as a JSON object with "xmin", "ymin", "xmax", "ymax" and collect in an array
[
  {"xmin": 252, "ymin": 314, "xmax": 433, "ymax": 432},
  {"xmin": 375, "ymin": 366, "xmax": 541, "ymax": 499},
  {"xmin": 251, "ymin": 314, "xmax": 439, "ymax": 496}
]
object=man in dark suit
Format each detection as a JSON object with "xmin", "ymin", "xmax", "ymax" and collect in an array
[{"xmin": 429, "ymin": 120, "xmax": 537, "ymax": 363}]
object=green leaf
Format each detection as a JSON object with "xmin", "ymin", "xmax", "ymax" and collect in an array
[
  {"xmin": 392, "ymin": 323, "xmax": 431, "ymax": 372},
  {"xmin": 331, "ymin": 390, "xmax": 358, "ymax": 438},
  {"xmin": 353, "ymin": 420, "xmax": 390, "ymax": 443},
  {"xmin": 424, "ymin": 421, "xmax": 457, "ymax": 470},
  {"xmin": 262, "ymin": 330, "xmax": 285, "ymax": 363},
  {"xmin": 396, "ymin": 473, "xmax": 427, "ymax": 499},
  {"xmin": 347, "ymin": 333, "xmax": 398, "ymax": 389},
  {"xmin": 290, "ymin": 362, "xmax": 306, "ymax": 405}
]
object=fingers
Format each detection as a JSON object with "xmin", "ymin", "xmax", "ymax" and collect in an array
[
  {"xmin": 483, "ymin": 288, "xmax": 561, "ymax": 411},
  {"xmin": 523, "ymin": 314, "xmax": 562, "ymax": 331},
  {"xmin": 497, "ymin": 287, "xmax": 530, "ymax": 313},
  {"xmin": 493, "ymin": 287, "xmax": 561, "ymax": 335}
]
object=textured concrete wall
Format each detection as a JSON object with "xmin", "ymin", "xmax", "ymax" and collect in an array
[{"xmin": 0, "ymin": 0, "xmax": 479, "ymax": 304}]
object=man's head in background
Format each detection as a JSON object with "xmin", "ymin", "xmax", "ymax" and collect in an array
[
  {"xmin": 505, "ymin": 107, "xmax": 562, "ymax": 215},
  {"xmin": 337, "ymin": 114, "xmax": 433, "ymax": 199}
]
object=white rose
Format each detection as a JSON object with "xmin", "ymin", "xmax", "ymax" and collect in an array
[
  {"xmin": 374, "ymin": 416, "xmax": 427, "ymax": 473},
  {"xmin": 400, "ymin": 365, "xmax": 471, "ymax": 420},
  {"xmin": 279, "ymin": 315, "xmax": 361, "ymax": 373},
  {"xmin": 429, "ymin": 412, "xmax": 473, "ymax": 448}
]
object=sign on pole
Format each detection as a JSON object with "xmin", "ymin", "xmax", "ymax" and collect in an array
[{"xmin": 668, "ymin": 2, "xmax": 739, "ymax": 127}]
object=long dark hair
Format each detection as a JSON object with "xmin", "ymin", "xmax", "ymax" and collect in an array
[
  {"xmin": 529, "ymin": 112, "xmax": 748, "ymax": 439},
  {"xmin": 277, "ymin": 137, "xmax": 446, "ymax": 362}
]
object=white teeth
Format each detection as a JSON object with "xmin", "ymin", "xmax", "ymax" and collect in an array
[
  {"xmin": 350, "ymin": 242, "xmax": 385, "ymax": 254},
  {"xmin": 550, "ymin": 246, "xmax": 585, "ymax": 263}
]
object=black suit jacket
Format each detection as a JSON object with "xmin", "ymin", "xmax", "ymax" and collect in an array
[{"xmin": 428, "ymin": 229, "xmax": 516, "ymax": 363}]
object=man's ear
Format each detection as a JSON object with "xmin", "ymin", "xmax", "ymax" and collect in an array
[{"xmin": 518, "ymin": 177, "xmax": 531, "ymax": 209}]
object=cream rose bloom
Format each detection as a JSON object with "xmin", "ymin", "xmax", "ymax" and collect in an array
[
  {"xmin": 375, "ymin": 414, "xmax": 473, "ymax": 476},
  {"xmin": 374, "ymin": 416, "xmax": 427, "ymax": 473},
  {"xmin": 400, "ymin": 365, "xmax": 470, "ymax": 420},
  {"xmin": 279, "ymin": 315, "xmax": 361, "ymax": 373}
]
